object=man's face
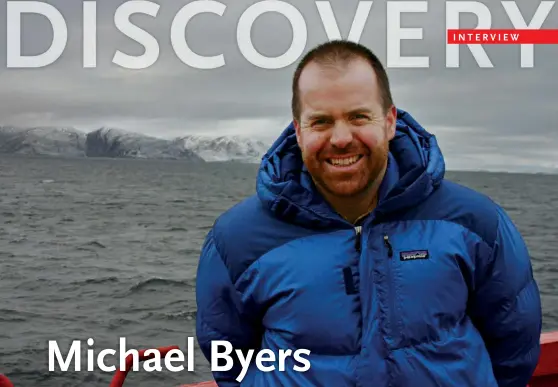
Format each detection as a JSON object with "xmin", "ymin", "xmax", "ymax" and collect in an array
[{"xmin": 293, "ymin": 58, "xmax": 396, "ymax": 199}]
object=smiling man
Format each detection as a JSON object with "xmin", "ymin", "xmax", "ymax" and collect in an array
[
  {"xmin": 291, "ymin": 49, "xmax": 396, "ymax": 224},
  {"xmin": 195, "ymin": 40, "xmax": 542, "ymax": 386}
]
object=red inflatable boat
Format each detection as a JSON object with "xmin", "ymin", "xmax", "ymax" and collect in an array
[{"xmin": 1, "ymin": 331, "xmax": 557, "ymax": 387}]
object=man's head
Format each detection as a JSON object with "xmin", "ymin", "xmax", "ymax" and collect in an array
[{"xmin": 292, "ymin": 40, "xmax": 397, "ymax": 203}]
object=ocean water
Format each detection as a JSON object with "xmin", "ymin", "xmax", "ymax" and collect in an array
[{"xmin": 1, "ymin": 154, "xmax": 557, "ymax": 387}]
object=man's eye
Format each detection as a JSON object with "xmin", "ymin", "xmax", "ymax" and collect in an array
[{"xmin": 312, "ymin": 119, "xmax": 328, "ymax": 126}]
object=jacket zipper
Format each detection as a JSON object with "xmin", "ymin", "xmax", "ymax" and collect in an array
[
  {"xmin": 355, "ymin": 226, "xmax": 362, "ymax": 253},
  {"xmin": 383, "ymin": 234, "xmax": 397, "ymax": 343},
  {"xmin": 383, "ymin": 235, "xmax": 393, "ymax": 258}
]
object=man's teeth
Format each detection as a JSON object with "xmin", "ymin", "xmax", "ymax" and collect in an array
[{"xmin": 329, "ymin": 155, "xmax": 360, "ymax": 166}]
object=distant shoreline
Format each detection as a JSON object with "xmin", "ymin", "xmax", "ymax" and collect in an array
[{"xmin": 1, "ymin": 152, "xmax": 556, "ymax": 176}]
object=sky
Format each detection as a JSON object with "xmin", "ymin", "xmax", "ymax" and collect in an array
[{"xmin": 0, "ymin": 0, "xmax": 556, "ymax": 172}]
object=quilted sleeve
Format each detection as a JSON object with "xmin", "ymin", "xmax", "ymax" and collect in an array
[
  {"xmin": 195, "ymin": 229, "xmax": 262, "ymax": 386},
  {"xmin": 470, "ymin": 205, "xmax": 542, "ymax": 387}
]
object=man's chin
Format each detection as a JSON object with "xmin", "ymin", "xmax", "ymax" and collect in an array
[{"xmin": 322, "ymin": 181, "xmax": 367, "ymax": 198}]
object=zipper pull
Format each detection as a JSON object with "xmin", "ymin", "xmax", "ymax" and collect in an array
[
  {"xmin": 355, "ymin": 226, "xmax": 362, "ymax": 253},
  {"xmin": 383, "ymin": 235, "xmax": 393, "ymax": 258}
]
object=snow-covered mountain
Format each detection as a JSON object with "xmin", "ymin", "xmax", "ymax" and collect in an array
[
  {"xmin": 175, "ymin": 134, "xmax": 269, "ymax": 163},
  {"xmin": 0, "ymin": 125, "xmax": 271, "ymax": 163},
  {"xmin": 0, "ymin": 126, "xmax": 86, "ymax": 157},
  {"xmin": 85, "ymin": 127, "xmax": 203, "ymax": 161}
]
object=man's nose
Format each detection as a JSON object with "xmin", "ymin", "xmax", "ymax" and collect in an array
[{"xmin": 330, "ymin": 122, "xmax": 353, "ymax": 148}]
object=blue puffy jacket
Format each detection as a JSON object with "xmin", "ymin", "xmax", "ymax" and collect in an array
[{"xmin": 195, "ymin": 109, "xmax": 542, "ymax": 386}]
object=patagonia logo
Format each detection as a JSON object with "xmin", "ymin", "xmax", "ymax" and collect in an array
[{"xmin": 400, "ymin": 250, "xmax": 429, "ymax": 261}]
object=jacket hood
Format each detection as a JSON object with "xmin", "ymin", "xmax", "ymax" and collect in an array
[{"xmin": 256, "ymin": 109, "xmax": 445, "ymax": 228}]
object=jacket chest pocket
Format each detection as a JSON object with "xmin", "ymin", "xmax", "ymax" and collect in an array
[{"xmin": 378, "ymin": 235, "xmax": 471, "ymax": 350}]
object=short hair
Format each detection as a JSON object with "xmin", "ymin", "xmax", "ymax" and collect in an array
[{"xmin": 291, "ymin": 40, "xmax": 394, "ymax": 120}]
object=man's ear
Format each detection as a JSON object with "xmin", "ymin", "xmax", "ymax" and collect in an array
[
  {"xmin": 385, "ymin": 105, "xmax": 397, "ymax": 140},
  {"xmin": 293, "ymin": 119, "xmax": 302, "ymax": 146}
]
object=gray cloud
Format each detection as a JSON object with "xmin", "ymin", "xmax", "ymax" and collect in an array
[{"xmin": 0, "ymin": 0, "xmax": 556, "ymax": 172}]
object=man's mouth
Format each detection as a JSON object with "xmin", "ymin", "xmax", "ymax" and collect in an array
[{"xmin": 326, "ymin": 155, "xmax": 363, "ymax": 166}]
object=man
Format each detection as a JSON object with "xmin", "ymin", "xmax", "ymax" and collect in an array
[{"xmin": 195, "ymin": 40, "xmax": 542, "ymax": 386}]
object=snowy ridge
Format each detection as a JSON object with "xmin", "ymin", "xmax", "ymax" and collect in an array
[
  {"xmin": 0, "ymin": 126, "xmax": 271, "ymax": 163},
  {"xmin": 176, "ymin": 134, "xmax": 269, "ymax": 163},
  {"xmin": 0, "ymin": 126, "xmax": 86, "ymax": 157},
  {"xmin": 85, "ymin": 127, "xmax": 203, "ymax": 161}
]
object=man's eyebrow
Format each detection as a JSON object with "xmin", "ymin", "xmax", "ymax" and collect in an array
[
  {"xmin": 347, "ymin": 107, "xmax": 373, "ymax": 114},
  {"xmin": 306, "ymin": 113, "xmax": 330, "ymax": 121},
  {"xmin": 305, "ymin": 108, "xmax": 374, "ymax": 121}
]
